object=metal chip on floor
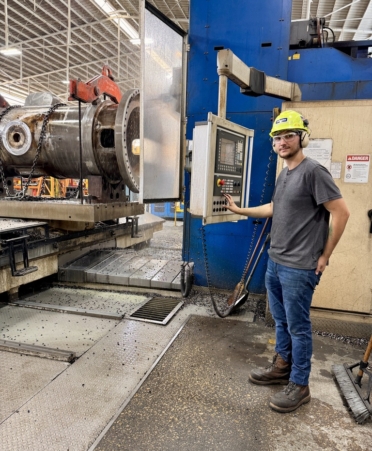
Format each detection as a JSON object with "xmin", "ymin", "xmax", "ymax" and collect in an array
[{"xmin": 129, "ymin": 297, "xmax": 183, "ymax": 325}]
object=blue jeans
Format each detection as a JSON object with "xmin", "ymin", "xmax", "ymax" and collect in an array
[{"xmin": 265, "ymin": 257, "xmax": 321, "ymax": 386}]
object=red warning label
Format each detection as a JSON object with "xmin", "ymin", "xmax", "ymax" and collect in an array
[{"xmin": 347, "ymin": 155, "xmax": 370, "ymax": 161}]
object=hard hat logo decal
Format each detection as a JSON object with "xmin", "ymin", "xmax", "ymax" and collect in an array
[{"xmin": 275, "ymin": 118, "xmax": 288, "ymax": 124}]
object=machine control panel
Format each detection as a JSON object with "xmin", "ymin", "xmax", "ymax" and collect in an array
[{"xmin": 190, "ymin": 113, "xmax": 253, "ymax": 225}]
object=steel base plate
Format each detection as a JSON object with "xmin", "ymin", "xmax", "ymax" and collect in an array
[
  {"xmin": 0, "ymin": 200, "xmax": 144, "ymax": 223},
  {"xmin": 0, "ymin": 351, "xmax": 68, "ymax": 424}
]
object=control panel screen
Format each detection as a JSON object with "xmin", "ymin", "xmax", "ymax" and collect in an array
[
  {"xmin": 215, "ymin": 128, "xmax": 245, "ymax": 176},
  {"xmin": 219, "ymin": 138, "xmax": 236, "ymax": 166}
]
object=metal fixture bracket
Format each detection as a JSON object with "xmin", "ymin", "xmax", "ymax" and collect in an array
[
  {"xmin": 127, "ymin": 216, "xmax": 142, "ymax": 238},
  {"xmin": 2, "ymin": 235, "xmax": 38, "ymax": 276}
]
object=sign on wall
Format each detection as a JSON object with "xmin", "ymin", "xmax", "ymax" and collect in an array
[
  {"xmin": 304, "ymin": 139, "xmax": 332, "ymax": 171},
  {"xmin": 344, "ymin": 154, "xmax": 370, "ymax": 184}
]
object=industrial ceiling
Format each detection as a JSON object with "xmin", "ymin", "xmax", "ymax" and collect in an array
[{"xmin": 0, "ymin": 0, "xmax": 371, "ymax": 104}]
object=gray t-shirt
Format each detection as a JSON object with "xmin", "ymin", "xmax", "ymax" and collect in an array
[{"xmin": 268, "ymin": 157, "xmax": 342, "ymax": 269}]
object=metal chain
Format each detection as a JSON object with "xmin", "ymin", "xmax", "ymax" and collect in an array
[
  {"xmin": 0, "ymin": 157, "xmax": 10, "ymax": 197},
  {"xmin": 19, "ymin": 102, "xmax": 66, "ymax": 199},
  {"xmin": 39, "ymin": 176, "xmax": 47, "ymax": 196},
  {"xmin": 0, "ymin": 105, "xmax": 20, "ymax": 123},
  {"xmin": 0, "ymin": 105, "xmax": 21, "ymax": 196},
  {"xmin": 202, "ymin": 141, "xmax": 276, "ymax": 313},
  {"xmin": 69, "ymin": 180, "xmax": 80, "ymax": 198}
]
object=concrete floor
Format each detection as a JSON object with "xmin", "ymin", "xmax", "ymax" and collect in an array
[
  {"xmin": 1, "ymin": 220, "xmax": 371, "ymax": 450},
  {"xmin": 94, "ymin": 314, "xmax": 372, "ymax": 451}
]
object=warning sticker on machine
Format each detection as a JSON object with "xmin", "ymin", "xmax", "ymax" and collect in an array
[{"xmin": 344, "ymin": 154, "xmax": 370, "ymax": 183}]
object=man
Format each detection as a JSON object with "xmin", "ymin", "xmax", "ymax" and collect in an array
[{"xmin": 223, "ymin": 110, "xmax": 350, "ymax": 413}]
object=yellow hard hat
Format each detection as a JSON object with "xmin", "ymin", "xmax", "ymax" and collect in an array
[{"xmin": 270, "ymin": 110, "xmax": 310, "ymax": 137}]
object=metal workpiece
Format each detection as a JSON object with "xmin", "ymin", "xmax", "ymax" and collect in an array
[
  {"xmin": 88, "ymin": 100, "xmax": 121, "ymax": 185},
  {"xmin": 115, "ymin": 89, "xmax": 140, "ymax": 193},
  {"xmin": 0, "ymin": 103, "xmax": 92, "ymax": 178},
  {"xmin": 0, "ymin": 89, "xmax": 140, "ymax": 188},
  {"xmin": 0, "ymin": 318, "xmax": 185, "ymax": 451},
  {"xmin": 1, "ymin": 120, "xmax": 32, "ymax": 157}
]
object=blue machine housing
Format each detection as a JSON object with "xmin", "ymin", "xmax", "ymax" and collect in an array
[
  {"xmin": 184, "ymin": 0, "xmax": 292, "ymax": 292},
  {"xmin": 288, "ymin": 47, "xmax": 372, "ymax": 100},
  {"xmin": 183, "ymin": 0, "xmax": 372, "ymax": 293}
]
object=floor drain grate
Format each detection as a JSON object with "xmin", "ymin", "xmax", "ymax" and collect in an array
[{"xmin": 129, "ymin": 297, "xmax": 183, "ymax": 325}]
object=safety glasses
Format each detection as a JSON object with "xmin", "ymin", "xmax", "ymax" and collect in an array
[{"xmin": 272, "ymin": 132, "xmax": 300, "ymax": 143}]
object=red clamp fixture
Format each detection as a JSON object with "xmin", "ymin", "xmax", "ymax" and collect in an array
[
  {"xmin": 0, "ymin": 94, "xmax": 10, "ymax": 108},
  {"xmin": 69, "ymin": 65, "xmax": 122, "ymax": 104}
]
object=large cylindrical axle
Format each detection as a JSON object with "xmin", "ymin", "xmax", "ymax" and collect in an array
[{"xmin": 0, "ymin": 89, "xmax": 140, "ymax": 192}]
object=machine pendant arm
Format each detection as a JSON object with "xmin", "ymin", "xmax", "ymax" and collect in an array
[
  {"xmin": 69, "ymin": 65, "xmax": 122, "ymax": 104},
  {"xmin": 217, "ymin": 49, "xmax": 302, "ymax": 108}
]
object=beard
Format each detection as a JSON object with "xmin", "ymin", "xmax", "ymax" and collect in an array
[{"xmin": 278, "ymin": 145, "xmax": 302, "ymax": 160}]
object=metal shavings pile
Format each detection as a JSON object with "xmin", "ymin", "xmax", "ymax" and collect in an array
[{"xmin": 312, "ymin": 330, "xmax": 368, "ymax": 348}]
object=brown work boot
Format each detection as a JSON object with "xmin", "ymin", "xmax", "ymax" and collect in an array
[
  {"xmin": 249, "ymin": 354, "xmax": 291, "ymax": 385},
  {"xmin": 269, "ymin": 381, "xmax": 311, "ymax": 413}
]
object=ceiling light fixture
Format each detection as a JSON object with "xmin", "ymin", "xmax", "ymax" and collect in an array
[
  {"xmin": 93, "ymin": 0, "xmax": 139, "ymax": 40},
  {"xmin": 0, "ymin": 47, "xmax": 22, "ymax": 56}
]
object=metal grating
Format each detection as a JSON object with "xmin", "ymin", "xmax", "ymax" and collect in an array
[{"xmin": 129, "ymin": 297, "xmax": 183, "ymax": 325}]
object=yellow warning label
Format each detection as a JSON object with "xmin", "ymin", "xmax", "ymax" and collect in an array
[{"xmin": 293, "ymin": 53, "xmax": 300, "ymax": 60}]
